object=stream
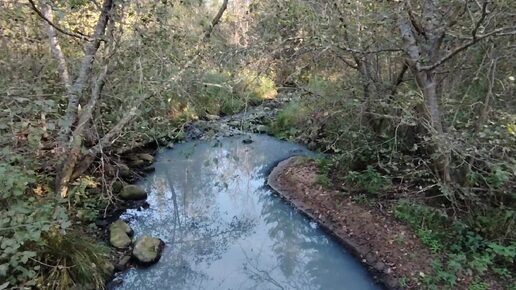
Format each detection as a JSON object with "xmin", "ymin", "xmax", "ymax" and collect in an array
[{"xmin": 114, "ymin": 134, "xmax": 382, "ymax": 290}]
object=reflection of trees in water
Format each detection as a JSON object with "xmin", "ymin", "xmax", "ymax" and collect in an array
[
  {"xmin": 240, "ymin": 245, "xmax": 316, "ymax": 290},
  {"xmin": 120, "ymin": 140, "xmax": 261, "ymax": 289},
  {"xmin": 257, "ymin": 187, "xmax": 342, "ymax": 290},
  {"xmin": 120, "ymin": 137, "xmax": 362, "ymax": 290}
]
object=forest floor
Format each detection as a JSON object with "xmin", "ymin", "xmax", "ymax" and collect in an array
[{"xmin": 267, "ymin": 156, "xmax": 497, "ymax": 290}]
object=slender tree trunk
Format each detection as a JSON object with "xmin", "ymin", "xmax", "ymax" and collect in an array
[
  {"xmin": 56, "ymin": 0, "xmax": 114, "ymax": 147},
  {"xmin": 52, "ymin": 0, "xmax": 114, "ymax": 197},
  {"xmin": 40, "ymin": 0, "xmax": 71, "ymax": 91}
]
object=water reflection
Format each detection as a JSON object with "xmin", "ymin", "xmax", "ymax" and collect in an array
[{"xmin": 116, "ymin": 135, "xmax": 381, "ymax": 290}]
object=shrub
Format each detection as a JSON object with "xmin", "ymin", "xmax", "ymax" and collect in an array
[
  {"xmin": 37, "ymin": 229, "xmax": 111, "ymax": 290},
  {"xmin": 345, "ymin": 166, "xmax": 391, "ymax": 193}
]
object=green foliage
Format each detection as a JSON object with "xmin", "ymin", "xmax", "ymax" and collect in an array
[
  {"xmin": 0, "ymin": 160, "xmax": 110, "ymax": 289},
  {"xmin": 268, "ymin": 102, "xmax": 308, "ymax": 139},
  {"xmin": 190, "ymin": 70, "xmax": 277, "ymax": 118},
  {"xmin": 315, "ymin": 157, "xmax": 332, "ymax": 187},
  {"xmin": 345, "ymin": 166, "xmax": 391, "ymax": 193},
  {"xmin": 468, "ymin": 280, "xmax": 488, "ymax": 290},
  {"xmin": 0, "ymin": 163, "xmax": 54, "ymax": 287},
  {"xmin": 394, "ymin": 200, "xmax": 516, "ymax": 288},
  {"xmin": 37, "ymin": 229, "xmax": 111, "ymax": 290},
  {"xmin": 236, "ymin": 70, "xmax": 277, "ymax": 100}
]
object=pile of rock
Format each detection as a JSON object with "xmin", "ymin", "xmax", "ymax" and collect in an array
[
  {"xmin": 109, "ymin": 176, "xmax": 163, "ymax": 268},
  {"xmin": 109, "ymin": 219, "xmax": 164, "ymax": 268}
]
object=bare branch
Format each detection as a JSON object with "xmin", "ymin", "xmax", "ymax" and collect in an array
[
  {"xmin": 204, "ymin": 0, "xmax": 229, "ymax": 39},
  {"xmin": 28, "ymin": 0, "xmax": 91, "ymax": 41},
  {"xmin": 419, "ymin": 26, "xmax": 516, "ymax": 71},
  {"xmin": 89, "ymin": 94, "xmax": 149, "ymax": 155},
  {"xmin": 472, "ymin": 1, "xmax": 489, "ymax": 39}
]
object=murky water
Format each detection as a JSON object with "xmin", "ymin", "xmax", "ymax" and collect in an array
[{"xmin": 116, "ymin": 134, "xmax": 382, "ymax": 290}]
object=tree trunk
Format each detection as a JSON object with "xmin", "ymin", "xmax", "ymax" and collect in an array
[
  {"xmin": 40, "ymin": 0, "xmax": 71, "ymax": 91},
  {"xmin": 56, "ymin": 0, "xmax": 114, "ymax": 147},
  {"xmin": 398, "ymin": 5, "xmax": 451, "ymax": 183}
]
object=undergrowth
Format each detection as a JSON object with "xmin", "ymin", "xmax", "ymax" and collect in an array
[
  {"xmin": 394, "ymin": 201, "xmax": 515, "ymax": 289},
  {"xmin": 0, "ymin": 158, "xmax": 112, "ymax": 289}
]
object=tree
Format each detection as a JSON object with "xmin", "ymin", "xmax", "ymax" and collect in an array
[{"xmin": 397, "ymin": 0, "xmax": 516, "ymax": 183}]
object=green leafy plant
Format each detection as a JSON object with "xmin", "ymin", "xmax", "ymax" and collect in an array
[{"xmin": 345, "ymin": 166, "xmax": 391, "ymax": 193}]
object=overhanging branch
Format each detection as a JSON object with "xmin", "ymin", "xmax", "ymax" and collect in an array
[
  {"xmin": 28, "ymin": 0, "xmax": 91, "ymax": 41},
  {"xmin": 419, "ymin": 26, "xmax": 516, "ymax": 71}
]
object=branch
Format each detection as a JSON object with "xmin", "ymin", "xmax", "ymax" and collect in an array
[
  {"xmin": 419, "ymin": 27, "xmax": 516, "ymax": 71},
  {"xmin": 89, "ymin": 94, "xmax": 149, "ymax": 155},
  {"xmin": 390, "ymin": 62, "xmax": 408, "ymax": 96},
  {"xmin": 170, "ymin": 0, "xmax": 230, "ymax": 82},
  {"xmin": 39, "ymin": 0, "xmax": 72, "ymax": 90},
  {"xmin": 57, "ymin": 0, "xmax": 114, "ymax": 147},
  {"xmin": 335, "ymin": 45, "xmax": 402, "ymax": 55},
  {"xmin": 28, "ymin": 0, "xmax": 91, "ymax": 41},
  {"xmin": 204, "ymin": 0, "xmax": 229, "ymax": 39},
  {"xmin": 472, "ymin": 0, "xmax": 489, "ymax": 39}
]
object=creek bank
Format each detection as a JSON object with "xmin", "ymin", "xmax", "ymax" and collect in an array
[{"xmin": 268, "ymin": 156, "xmax": 435, "ymax": 290}]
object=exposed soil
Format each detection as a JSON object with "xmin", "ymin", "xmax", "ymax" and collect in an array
[{"xmin": 268, "ymin": 156, "xmax": 435, "ymax": 290}]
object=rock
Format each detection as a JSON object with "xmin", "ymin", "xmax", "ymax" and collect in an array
[
  {"xmin": 255, "ymin": 125, "xmax": 268, "ymax": 133},
  {"xmin": 129, "ymin": 159, "xmax": 145, "ymax": 167},
  {"xmin": 109, "ymin": 220, "xmax": 133, "ymax": 248},
  {"xmin": 109, "ymin": 220, "xmax": 133, "ymax": 236},
  {"xmin": 115, "ymin": 255, "xmax": 132, "ymax": 271},
  {"xmin": 136, "ymin": 153, "xmax": 154, "ymax": 163},
  {"xmin": 101, "ymin": 261, "xmax": 115, "ymax": 276},
  {"xmin": 186, "ymin": 125, "xmax": 203, "ymax": 140},
  {"xmin": 112, "ymin": 181, "xmax": 125, "ymax": 194},
  {"xmin": 132, "ymin": 236, "xmax": 164, "ymax": 265},
  {"xmin": 119, "ymin": 185, "xmax": 147, "ymax": 200},
  {"xmin": 242, "ymin": 138, "xmax": 253, "ymax": 144},
  {"xmin": 141, "ymin": 165, "xmax": 155, "ymax": 173},
  {"xmin": 307, "ymin": 141, "xmax": 318, "ymax": 150},
  {"xmin": 109, "ymin": 228, "xmax": 131, "ymax": 249},
  {"xmin": 117, "ymin": 163, "xmax": 132, "ymax": 179},
  {"xmin": 205, "ymin": 114, "xmax": 220, "ymax": 121},
  {"xmin": 228, "ymin": 120, "xmax": 240, "ymax": 127}
]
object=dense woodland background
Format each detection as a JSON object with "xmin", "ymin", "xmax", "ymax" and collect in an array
[{"xmin": 0, "ymin": 0, "xmax": 515, "ymax": 289}]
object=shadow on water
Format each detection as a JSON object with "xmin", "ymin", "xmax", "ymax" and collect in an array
[{"xmin": 115, "ymin": 134, "xmax": 382, "ymax": 290}]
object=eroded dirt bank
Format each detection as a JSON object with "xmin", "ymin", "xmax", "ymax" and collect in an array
[{"xmin": 268, "ymin": 156, "xmax": 435, "ymax": 290}]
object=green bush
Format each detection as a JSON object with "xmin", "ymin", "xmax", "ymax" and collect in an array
[
  {"xmin": 0, "ymin": 163, "xmax": 53, "ymax": 287},
  {"xmin": 37, "ymin": 229, "xmax": 111, "ymax": 290},
  {"xmin": 0, "ymin": 161, "xmax": 110, "ymax": 289},
  {"xmin": 345, "ymin": 166, "xmax": 391, "ymax": 193},
  {"xmin": 394, "ymin": 200, "xmax": 516, "ymax": 287},
  {"xmin": 268, "ymin": 102, "xmax": 309, "ymax": 138},
  {"xmin": 236, "ymin": 69, "xmax": 277, "ymax": 100}
]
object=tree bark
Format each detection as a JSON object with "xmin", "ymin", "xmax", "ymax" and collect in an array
[
  {"xmin": 40, "ymin": 0, "xmax": 71, "ymax": 91},
  {"xmin": 399, "ymin": 4, "xmax": 451, "ymax": 183},
  {"xmin": 56, "ymin": 0, "xmax": 114, "ymax": 147}
]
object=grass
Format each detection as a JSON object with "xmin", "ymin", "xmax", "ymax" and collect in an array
[{"xmin": 37, "ymin": 228, "xmax": 112, "ymax": 290}]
